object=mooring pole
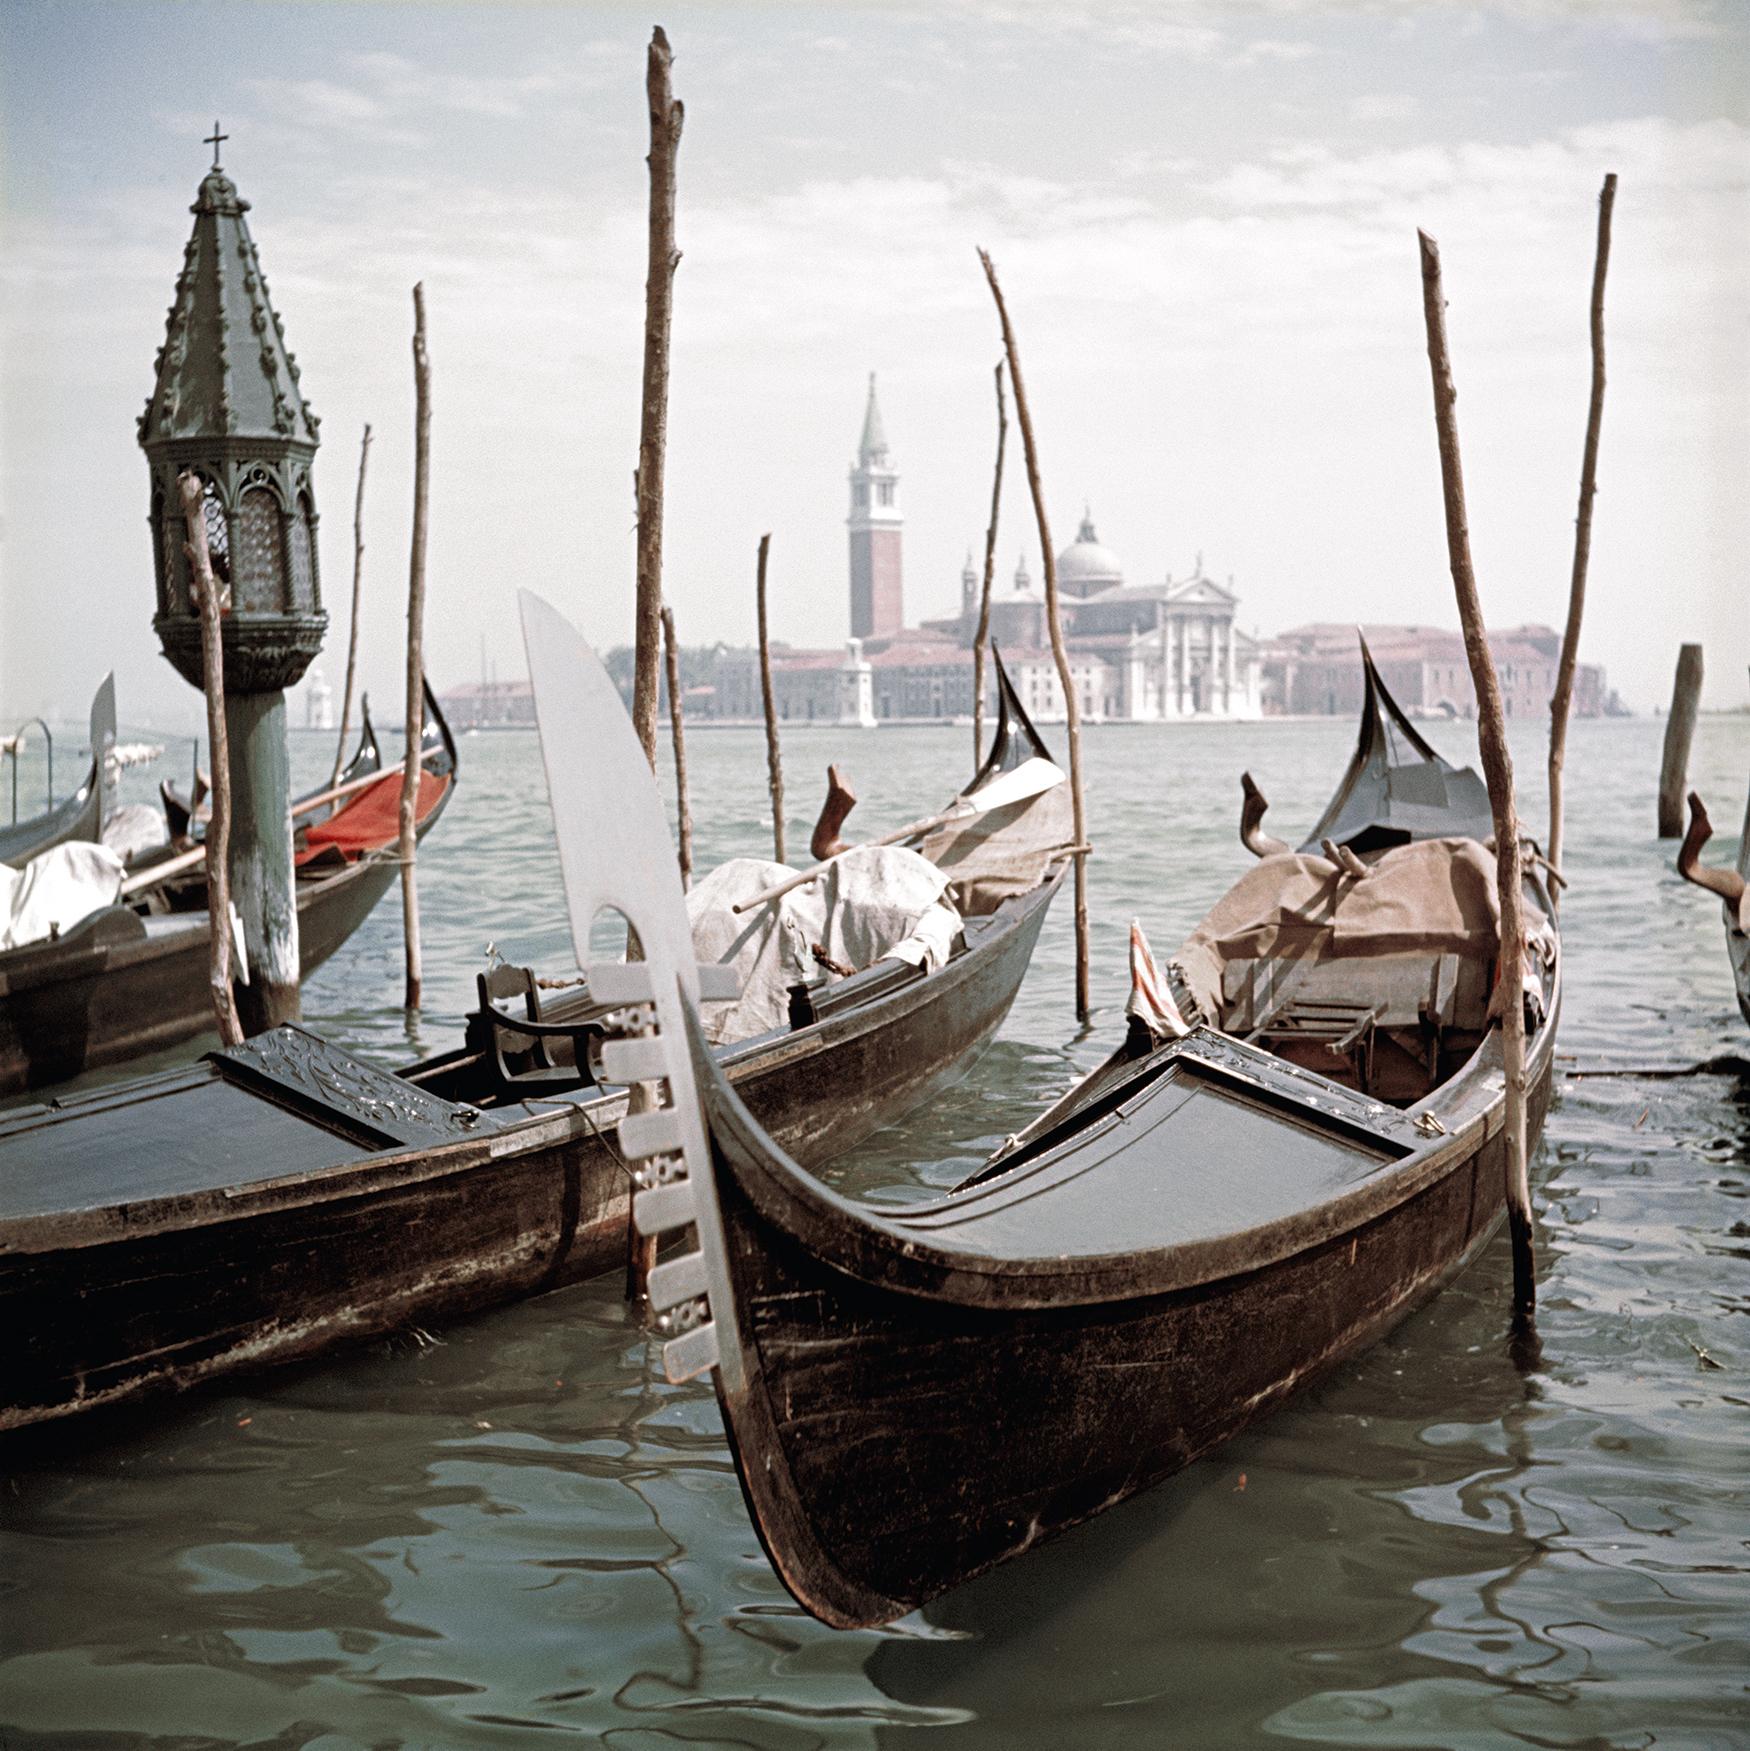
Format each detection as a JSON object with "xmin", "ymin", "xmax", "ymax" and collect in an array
[
  {"xmin": 1418, "ymin": 228, "xmax": 1534, "ymax": 1323},
  {"xmin": 661, "ymin": 604, "xmax": 693, "ymax": 888},
  {"xmin": 757, "ymin": 531, "xmax": 786, "ymax": 864},
  {"xmin": 179, "ymin": 471, "xmax": 244, "ymax": 1047},
  {"xmin": 1657, "ymin": 643, "xmax": 1704, "ymax": 839},
  {"xmin": 972, "ymin": 360, "xmax": 1007, "ymax": 766},
  {"xmin": 399, "ymin": 283, "xmax": 431, "ymax": 1011},
  {"xmin": 1547, "ymin": 174, "xmax": 1615, "ymax": 887},
  {"xmin": 979, "ymin": 248, "xmax": 1091, "ymax": 1022}
]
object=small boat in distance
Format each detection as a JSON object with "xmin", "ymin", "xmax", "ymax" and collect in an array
[
  {"xmin": 1676, "ymin": 781, "xmax": 1750, "ymax": 1027},
  {"xmin": 0, "ymin": 676, "xmax": 115, "ymax": 869},
  {"xmin": 559, "ymin": 607, "xmax": 1563, "ymax": 1629},
  {"xmin": 0, "ymin": 683, "xmax": 457, "ymax": 1095}
]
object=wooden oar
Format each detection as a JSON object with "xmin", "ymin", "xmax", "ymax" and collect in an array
[
  {"xmin": 119, "ymin": 764, "xmax": 397, "ymax": 898},
  {"xmin": 730, "ymin": 755, "xmax": 1063, "ymax": 915}
]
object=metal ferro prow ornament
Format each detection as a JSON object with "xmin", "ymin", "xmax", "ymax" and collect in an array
[{"xmin": 516, "ymin": 592, "xmax": 741, "ymax": 1387}]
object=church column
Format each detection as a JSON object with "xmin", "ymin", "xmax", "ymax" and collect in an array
[{"xmin": 1225, "ymin": 620, "xmax": 1237, "ymax": 713}]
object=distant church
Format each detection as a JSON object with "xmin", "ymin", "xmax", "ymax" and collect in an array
[{"xmin": 710, "ymin": 378, "xmax": 1262, "ymax": 724}]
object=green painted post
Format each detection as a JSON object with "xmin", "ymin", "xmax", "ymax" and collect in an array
[{"xmin": 224, "ymin": 690, "xmax": 300, "ymax": 1032}]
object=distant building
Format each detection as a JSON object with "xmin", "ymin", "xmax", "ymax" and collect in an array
[
  {"xmin": 439, "ymin": 678, "xmax": 536, "ymax": 727},
  {"xmin": 303, "ymin": 665, "xmax": 334, "ymax": 730},
  {"xmin": 743, "ymin": 381, "xmax": 1262, "ymax": 724},
  {"xmin": 1259, "ymin": 624, "xmax": 1612, "ymax": 720}
]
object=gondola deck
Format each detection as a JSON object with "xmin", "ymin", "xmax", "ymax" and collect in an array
[{"xmin": 0, "ymin": 648, "xmax": 1065, "ymax": 1433}]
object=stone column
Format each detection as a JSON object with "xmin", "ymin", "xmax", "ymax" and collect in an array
[{"xmin": 223, "ymin": 687, "xmax": 300, "ymax": 1034}]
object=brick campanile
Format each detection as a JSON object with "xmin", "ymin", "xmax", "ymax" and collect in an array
[{"xmin": 847, "ymin": 374, "xmax": 902, "ymax": 640}]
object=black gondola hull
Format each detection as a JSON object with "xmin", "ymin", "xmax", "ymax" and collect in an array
[
  {"xmin": 704, "ymin": 1016, "xmax": 1556, "ymax": 1628},
  {"xmin": 0, "ymin": 872, "xmax": 1058, "ymax": 1431}
]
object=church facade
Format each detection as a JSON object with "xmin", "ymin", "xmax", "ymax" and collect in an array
[{"xmin": 745, "ymin": 380, "xmax": 1263, "ymax": 725}]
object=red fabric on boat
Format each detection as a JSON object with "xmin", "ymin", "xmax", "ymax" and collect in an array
[{"xmin": 296, "ymin": 770, "xmax": 449, "ymax": 865}]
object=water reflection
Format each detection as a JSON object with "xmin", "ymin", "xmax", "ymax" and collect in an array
[{"xmin": 2, "ymin": 719, "xmax": 1747, "ymax": 1746}]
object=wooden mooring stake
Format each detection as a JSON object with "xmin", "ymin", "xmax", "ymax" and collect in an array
[
  {"xmin": 178, "ymin": 471, "xmax": 243, "ymax": 1047},
  {"xmin": 1548, "ymin": 173, "xmax": 1615, "ymax": 887},
  {"xmin": 661, "ymin": 604, "xmax": 692, "ymax": 888},
  {"xmin": 757, "ymin": 532, "xmax": 786, "ymax": 865},
  {"xmin": 399, "ymin": 284, "xmax": 431, "ymax": 1011},
  {"xmin": 979, "ymin": 249, "xmax": 1090, "ymax": 1022},
  {"xmin": 972, "ymin": 360, "xmax": 1007, "ymax": 766},
  {"xmin": 1658, "ymin": 643, "xmax": 1704, "ymax": 839},
  {"xmin": 632, "ymin": 24, "xmax": 683, "ymax": 772},
  {"xmin": 1417, "ymin": 228, "xmax": 1535, "ymax": 1322},
  {"xmin": 330, "ymin": 422, "xmax": 372, "ymax": 789}
]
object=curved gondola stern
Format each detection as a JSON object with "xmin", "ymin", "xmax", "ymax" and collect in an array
[
  {"xmin": 970, "ymin": 646, "xmax": 1057, "ymax": 793},
  {"xmin": 420, "ymin": 676, "xmax": 458, "ymax": 778},
  {"xmin": 90, "ymin": 672, "xmax": 117, "ymax": 829},
  {"xmin": 518, "ymin": 588, "xmax": 902, "ymax": 1628},
  {"xmin": 1300, "ymin": 630, "xmax": 1491, "ymax": 853}
]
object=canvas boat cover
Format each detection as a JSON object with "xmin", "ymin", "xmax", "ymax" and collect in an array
[
  {"xmin": 916, "ymin": 778, "xmax": 1073, "ymax": 915},
  {"xmin": 1171, "ymin": 835, "xmax": 1553, "ymax": 1026},
  {"xmin": 0, "ymin": 841, "xmax": 125, "ymax": 952},
  {"xmin": 687, "ymin": 845, "xmax": 962, "ymax": 1044}
]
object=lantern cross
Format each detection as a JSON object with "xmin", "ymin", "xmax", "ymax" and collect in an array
[{"xmin": 205, "ymin": 121, "xmax": 228, "ymax": 169}]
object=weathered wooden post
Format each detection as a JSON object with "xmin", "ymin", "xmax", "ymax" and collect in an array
[
  {"xmin": 756, "ymin": 532, "xmax": 786, "ymax": 863},
  {"xmin": 1547, "ymin": 174, "xmax": 1616, "ymax": 884},
  {"xmin": 972, "ymin": 360, "xmax": 1007, "ymax": 764},
  {"xmin": 1658, "ymin": 644, "xmax": 1704, "ymax": 838},
  {"xmin": 1418, "ymin": 228, "xmax": 1535, "ymax": 1321},
  {"xmin": 633, "ymin": 25, "xmax": 684, "ymax": 770},
  {"xmin": 142, "ymin": 133, "xmax": 325, "ymax": 1036},
  {"xmin": 978, "ymin": 249, "xmax": 1091, "ymax": 1021},
  {"xmin": 399, "ymin": 285, "xmax": 432, "ymax": 1010},
  {"xmin": 178, "ymin": 470, "xmax": 243, "ymax": 1047},
  {"xmin": 330, "ymin": 422, "xmax": 372, "ymax": 787},
  {"xmin": 661, "ymin": 604, "xmax": 693, "ymax": 887}
]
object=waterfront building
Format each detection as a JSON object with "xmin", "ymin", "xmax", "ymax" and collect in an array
[{"xmin": 1259, "ymin": 624, "xmax": 1614, "ymax": 720}]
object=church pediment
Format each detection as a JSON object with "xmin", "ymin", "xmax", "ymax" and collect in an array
[{"xmin": 1167, "ymin": 577, "xmax": 1237, "ymax": 607}]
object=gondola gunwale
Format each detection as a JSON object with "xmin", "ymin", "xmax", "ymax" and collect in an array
[
  {"xmin": 678, "ymin": 898, "xmax": 1557, "ymax": 1311},
  {"xmin": 0, "ymin": 863, "xmax": 1062, "ymax": 1254}
]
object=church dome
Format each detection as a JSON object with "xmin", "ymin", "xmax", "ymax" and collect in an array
[{"xmin": 1056, "ymin": 511, "xmax": 1122, "ymax": 596}]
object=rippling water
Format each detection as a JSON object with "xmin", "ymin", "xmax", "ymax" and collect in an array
[{"xmin": 3, "ymin": 712, "xmax": 1747, "ymax": 1748}]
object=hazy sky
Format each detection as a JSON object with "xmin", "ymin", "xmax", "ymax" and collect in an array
[{"xmin": 2, "ymin": 0, "xmax": 1745, "ymax": 735}]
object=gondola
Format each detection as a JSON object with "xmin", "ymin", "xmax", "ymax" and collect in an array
[
  {"xmin": 0, "ymin": 683, "xmax": 457, "ymax": 1095},
  {"xmin": 0, "ymin": 675, "xmax": 114, "ymax": 868},
  {"xmin": 574, "ymin": 616, "xmax": 1564, "ymax": 1629},
  {"xmin": 1677, "ymin": 779, "xmax": 1750, "ymax": 1026},
  {"xmin": 160, "ymin": 697, "xmax": 382, "ymax": 841},
  {"xmin": 0, "ymin": 643, "xmax": 1067, "ymax": 1432}
]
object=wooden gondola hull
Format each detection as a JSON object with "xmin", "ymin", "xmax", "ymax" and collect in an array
[
  {"xmin": 0, "ymin": 851, "xmax": 402, "ymax": 1094},
  {"xmin": 0, "ymin": 873, "xmax": 1057, "ymax": 1431},
  {"xmin": 708, "ymin": 1033, "xmax": 1556, "ymax": 1628}
]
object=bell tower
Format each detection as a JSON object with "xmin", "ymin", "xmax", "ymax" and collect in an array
[{"xmin": 847, "ymin": 374, "xmax": 903, "ymax": 640}]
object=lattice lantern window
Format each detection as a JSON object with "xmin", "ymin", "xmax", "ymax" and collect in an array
[
  {"xmin": 167, "ymin": 475, "xmax": 230, "ymax": 614},
  {"xmin": 288, "ymin": 492, "xmax": 318, "ymax": 611},
  {"xmin": 234, "ymin": 485, "xmax": 287, "ymax": 613}
]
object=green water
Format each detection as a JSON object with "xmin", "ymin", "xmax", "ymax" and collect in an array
[{"xmin": 2, "ymin": 714, "xmax": 1747, "ymax": 1748}]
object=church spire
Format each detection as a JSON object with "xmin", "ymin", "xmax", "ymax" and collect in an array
[{"xmin": 858, "ymin": 372, "xmax": 889, "ymax": 463}]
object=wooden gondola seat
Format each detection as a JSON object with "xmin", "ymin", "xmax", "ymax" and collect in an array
[{"xmin": 475, "ymin": 964, "xmax": 584, "ymax": 1092}]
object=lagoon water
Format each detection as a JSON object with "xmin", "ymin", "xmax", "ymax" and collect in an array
[{"xmin": 2, "ymin": 711, "xmax": 1747, "ymax": 1748}]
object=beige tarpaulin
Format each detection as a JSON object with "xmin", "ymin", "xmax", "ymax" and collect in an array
[{"xmin": 1170, "ymin": 837, "xmax": 1551, "ymax": 1026}]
